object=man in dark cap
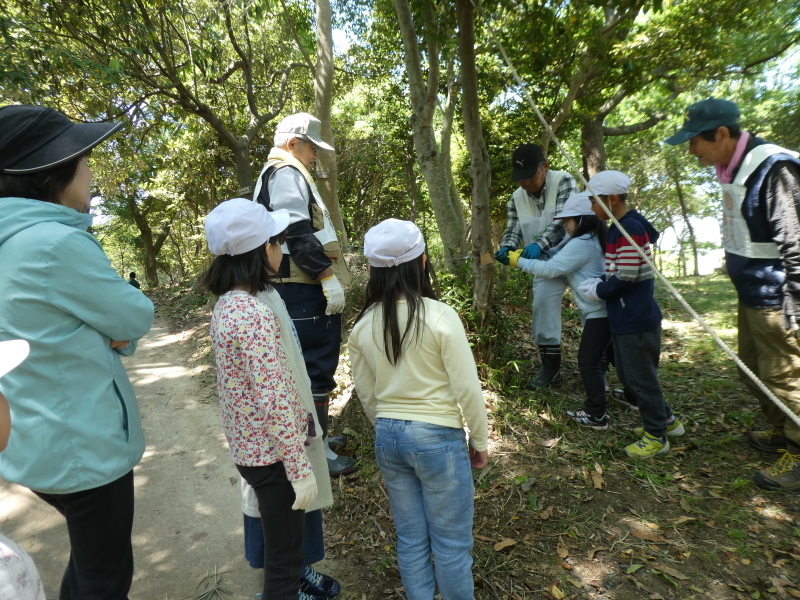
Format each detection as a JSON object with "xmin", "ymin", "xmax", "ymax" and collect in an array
[
  {"xmin": 495, "ymin": 144, "xmax": 577, "ymax": 388},
  {"xmin": 666, "ymin": 98, "xmax": 800, "ymax": 491}
]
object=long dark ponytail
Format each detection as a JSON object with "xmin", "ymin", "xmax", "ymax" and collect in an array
[{"xmin": 354, "ymin": 254, "xmax": 437, "ymax": 365}]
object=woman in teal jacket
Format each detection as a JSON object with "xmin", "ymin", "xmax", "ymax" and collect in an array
[{"xmin": 0, "ymin": 105, "xmax": 155, "ymax": 599}]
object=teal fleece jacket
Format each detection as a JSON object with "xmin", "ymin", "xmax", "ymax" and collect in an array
[{"xmin": 0, "ymin": 197, "xmax": 154, "ymax": 493}]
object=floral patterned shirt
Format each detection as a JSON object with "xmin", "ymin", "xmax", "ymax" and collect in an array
[
  {"xmin": 210, "ymin": 292, "xmax": 311, "ymax": 480},
  {"xmin": 0, "ymin": 534, "xmax": 45, "ymax": 600}
]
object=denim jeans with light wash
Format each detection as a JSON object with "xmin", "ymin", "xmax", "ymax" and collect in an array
[{"xmin": 375, "ymin": 419, "xmax": 475, "ymax": 600}]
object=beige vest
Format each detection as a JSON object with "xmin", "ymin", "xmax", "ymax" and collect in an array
[
  {"xmin": 511, "ymin": 170, "xmax": 568, "ymax": 246},
  {"xmin": 253, "ymin": 162, "xmax": 351, "ymax": 286},
  {"xmin": 721, "ymin": 144, "xmax": 799, "ymax": 259}
]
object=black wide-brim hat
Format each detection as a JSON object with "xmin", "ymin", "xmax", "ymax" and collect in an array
[{"xmin": 0, "ymin": 105, "xmax": 124, "ymax": 174}]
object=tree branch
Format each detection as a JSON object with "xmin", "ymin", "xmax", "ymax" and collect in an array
[
  {"xmin": 208, "ymin": 60, "xmax": 245, "ymax": 84},
  {"xmin": 278, "ymin": 0, "xmax": 315, "ymax": 69}
]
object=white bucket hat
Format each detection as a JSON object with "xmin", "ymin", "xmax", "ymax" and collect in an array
[
  {"xmin": 0, "ymin": 340, "xmax": 30, "ymax": 379},
  {"xmin": 554, "ymin": 191, "xmax": 594, "ymax": 219},
  {"xmin": 364, "ymin": 219, "xmax": 426, "ymax": 267},
  {"xmin": 274, "ymin": 113, "xmax": 334, "ymax": 151},
  {"xmin": 587, "ymin": 170, "xmax": 631, "ymax": 196},
  {"xmin": 205, "ymin": 198, "xmax": 290, "ymax": 256}
]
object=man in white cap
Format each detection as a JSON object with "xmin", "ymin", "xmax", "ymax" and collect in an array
[
  {"xmin": 666, "ymin": 98, "xmax": 800, "ymax": 490},
  {"xmin": 495, "ymin": 143, "xmax": 578, "ymax": 388},
  {"xmin": 253, "ymin": 113, "xmax": 356, "ymax": 477}
]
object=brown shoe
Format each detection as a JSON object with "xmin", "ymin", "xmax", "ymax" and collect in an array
[
  {"xmin": 754, "ymin": 447, "xmax": 800, "ymax": 491},
  {"xmin": 747, "ymin": 427, "xmax": 789, "ymax": 454}
]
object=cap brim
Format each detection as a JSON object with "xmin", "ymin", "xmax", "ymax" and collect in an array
[
  {"xmin": 0, "ymin": 340, "xmax": 30, "ymax": 378},
  {"xmin": 270, "ymin": 209, "xmax": 291, "ymax": 237},
  {"xmin": 664, "ymin": 128, "xmax": 697, "ymax": 146},
  {"xmin": 3, "ymin": 120, "xmax": 125, "ymax": 173},
  {"xmin": 305, "ymin": 135, "xmax": 334, "ymax": 152},
  {"xmin": 512, "ymin": 167, "xmax": 539, "ymax": 182}
]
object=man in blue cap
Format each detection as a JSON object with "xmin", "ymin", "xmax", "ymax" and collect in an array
[{"xmin": 666, "ymin": 98, "xmax": 800, "ymax": 490}]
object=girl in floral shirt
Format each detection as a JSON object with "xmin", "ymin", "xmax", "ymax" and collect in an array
[{"xmin": 201, "ymin": 198, "xmax": 332, "ymax": 600}]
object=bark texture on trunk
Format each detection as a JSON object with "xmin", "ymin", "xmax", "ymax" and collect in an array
[
  {"xmin": 456, "ymin": 0, "xmax": 494, "ymax": 318},
  {"xmin": 393, "ymin": 0, "xmax": 465, "ymax": 272},
  {"xmin": 314, "ymin": 0, "xmax": 348, "ymax": 243},
  {"xmin": 673, "ymin": 176, "xmax": 700, "ymax": 276},
  {"xmin": 581, "ymin": 116, "xmax": 607, "ymax": 180},
  {"xmin": 128, "ymin": 196, "xmax": 171, "ymax": 288}
]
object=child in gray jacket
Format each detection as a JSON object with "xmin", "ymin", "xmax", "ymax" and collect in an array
[{"xmin": 509, "ymin": 191, "xmax": 612, "ymax": 429}]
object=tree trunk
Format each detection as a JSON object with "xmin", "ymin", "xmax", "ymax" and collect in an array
[
  {"xmin": 314, "ymin": 0, "xmax": 348, "ymax": 244},
  {"xmin": 456, "ymin": 0, "xmax": 494, "ymax": 319},
  {"xmin": 232, "ymin": 141, "xmax": 256, "ymax": 199},
  {"xmin": 393, "ymin": 0, "xmax": 465, "ymax": 272},
  {"xmin": 441, "ymin": 58, "xmax": 467, "ymax": 243},
  {"xmin": 581, "ymin": 116, "xmax": 607, "ymax": 180},
  {"xmin": 673, "ymin": 176, "xmax": 700, "ymax": 276},
  {"xmin": 128, "ymin": 197, "xmax": 171, "ymax": 288},
  {"xmin": 403, "ymin": 136, "xmax": 420, "ymax": 222}
]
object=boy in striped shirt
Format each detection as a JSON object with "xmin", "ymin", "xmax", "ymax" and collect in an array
[{"xmin": 579, "ymin": 170, "xmax": 684, "ymax": 458}]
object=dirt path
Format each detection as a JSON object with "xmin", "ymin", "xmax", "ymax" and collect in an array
[{"xmin": 0, "ymin": 318, "xmax": 341, "ymax": 599}]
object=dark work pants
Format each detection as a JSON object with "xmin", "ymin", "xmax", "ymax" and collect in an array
[
  {"xmin": 237, "ymin": 462, "xmax": 305, "ymax": 600},
  {"xmin": 578, "ymin": 317, "xmax": 612, "ymax": 419},
  {"xmin": 612, "ymin": 326, "xmax": 674, "ymax": 438},
  {"xmin": 34, "ymin": 470, "xmax": 135, "ymax": 600},
  {"xmin": 274, "ymin": 283, "xmax": 342, "ymax": 394}
]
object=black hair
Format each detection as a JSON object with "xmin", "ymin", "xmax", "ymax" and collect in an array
[
  {"xmin": 698, "ymin": 123, "xmax": 741, "ymax": 141},
  {"xmin": 199, "ymin": 231, "xmax": 287, "ymax": 296},
  {"xmin": 0, "ymin": 153, "xmax": 87, "ymax": 204},
  {"xmin": 129, "ymin": 272, "xmax": 137, "ymax": 279},
  {"xmin": 354, "ymin": 254, "xmax": 437, "ymax": 365},
  {"xmin": 567, "ymin": 214, "xmax": 607, "ymax": 250}
]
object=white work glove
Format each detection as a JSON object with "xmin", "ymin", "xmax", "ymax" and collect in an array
[
  {"xmin": 320, "ymin": 274, "xmax": 345, "ymax": 315},
  {"xmin": 290, "ymin": 471, "xmax": 318, "ymax": 511},
  {"xmin": 578, "ymin": 277, "xmax": 602, "ymax": 302}
]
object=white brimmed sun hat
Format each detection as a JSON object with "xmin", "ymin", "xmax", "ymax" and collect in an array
[
  {"xmin": 554, "ymin": 191, "xmax": 594, "ymax": 220},
  {"xmin": 364, "ymin": 219, "xmax": 426, "ymax": 267},
  {"xmin": 586, "ymin": 170, "xmax": 631, "ymax": 196},
  {"xmin": 205, "ymin": 198, "xmax": 290, "ymax": 256}
]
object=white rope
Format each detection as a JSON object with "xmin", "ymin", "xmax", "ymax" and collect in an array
[{"xmin": 475, "ymin": 2, "xmax": 800, "ymax": 429}]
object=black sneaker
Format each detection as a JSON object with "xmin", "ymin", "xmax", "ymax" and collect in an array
[
  {"xmin": 301, "ymin": 565, "xmax": 341, "ymax": 598},
  {"xmin": 566, "ymin": 410, "xmax": 610, "ymax": 431}
]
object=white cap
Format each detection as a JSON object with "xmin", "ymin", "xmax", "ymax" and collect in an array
[
  {"xmin": 0, "ymin": 340, "xmax": 29, "ymax": 379},
  {"xmin": 554, "ymin": 191, "xmax": 594, "ymax": 219},
  {"xmin": 587, "ymin": 170, "xmax": 631, "ymax": 196},
  {"xmin": 205, "ymin": 198, "xmax": 290, "ymax": 256},
  {"xmin": 274, "ymin": 113, "xmax": 334, "ymax": 151},
  {"xmin": 364, "ymin": 219, "xmax": 426, "ymax": 267}
]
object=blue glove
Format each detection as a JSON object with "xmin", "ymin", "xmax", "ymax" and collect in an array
[
  {"xmin": 520, "ymin": 243, "xmax": 542, "ymax": 260},
  {"xmin": 494, "ymin": 246, "xmax": 513, "ymax": 265}
]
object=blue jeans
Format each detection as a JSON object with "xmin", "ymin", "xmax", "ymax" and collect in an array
[{"xmin": 375, "ymin": 419, "xmax": 475, "ymax": 600}]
